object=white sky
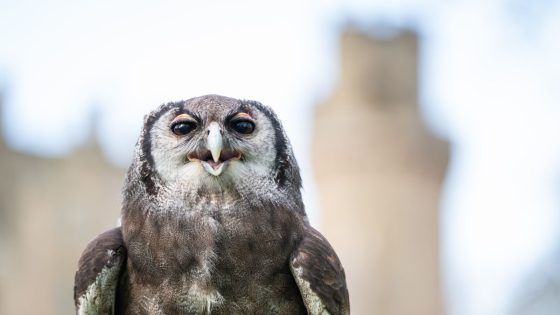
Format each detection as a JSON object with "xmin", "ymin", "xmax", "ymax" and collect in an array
[
  {"xmin": 1, "ymin": 1, "xmax": 560, "ymax": 314},
  {"xmin": 423, "ymin": 1, "xmax": 560, "ymax": 314}
]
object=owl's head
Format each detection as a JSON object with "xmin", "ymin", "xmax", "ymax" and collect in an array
[{"xmin": 126, "ymin": 95, "xmax": 301, "ymax": 198}]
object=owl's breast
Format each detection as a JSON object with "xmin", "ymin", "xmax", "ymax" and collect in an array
[
  {"xmin": 121, "ymin": 201, "xmax": 306, "ymax": 314},
  {"xmin": 208, "ymin": 203, "xmax": 306, "ymax": 313}
]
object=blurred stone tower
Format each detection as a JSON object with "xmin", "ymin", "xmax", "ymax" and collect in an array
[
  {"xmin": 0, "ymin": 103, "xmax": 125, "ymax": 315},
  {"xmin": 313, "ymin": 29, "xmax": 449, "ymax": 315}
]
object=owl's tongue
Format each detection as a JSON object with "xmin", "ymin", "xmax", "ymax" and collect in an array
[
  {"xmin": 202, "ymin": 150, "xmax": 241, "ymax": 167},
  {"xmin": 205, "ymin": 159, "xmax": 222, "ymax": 170}
]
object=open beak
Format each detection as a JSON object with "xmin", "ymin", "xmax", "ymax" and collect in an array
[{"xmin": 186, "ymin": 122, "xmax": 241, "ymax": 176}]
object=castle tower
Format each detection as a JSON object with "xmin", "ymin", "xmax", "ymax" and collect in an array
[{"xmin": 312, "ymin": 29, "xmax": 449, "ymax": 315}]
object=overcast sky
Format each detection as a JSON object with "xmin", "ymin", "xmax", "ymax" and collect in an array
[{"xmin": 1, "ymin": 1, "xmax": 560, "ymax": 314}]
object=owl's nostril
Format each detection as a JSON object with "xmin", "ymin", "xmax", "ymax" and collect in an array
[{"xmin": 206, "ymin": 129, "xmax": 223, "ymax": 135}]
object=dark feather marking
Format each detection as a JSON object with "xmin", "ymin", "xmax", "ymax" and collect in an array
[
  {"xmin": 291, "ymin": 225, "xmax": 350, "ymax": 315},
  {"xmin": 74, "ymin": 227, "xmax": 127, "ymax": 309},
  {"xmin": 115, "ymin": 269, "xmax": 129, "ymax": 315},
  {"xmin": 241, "ymin": 100, "xmax": 302, "ymax": 188},
  {"xmin": 139, "ymin": 102, "xmax": 180, "ymax": 195}
]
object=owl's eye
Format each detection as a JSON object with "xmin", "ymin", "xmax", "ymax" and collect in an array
[
  {"xmin": 231, "ymin": 120, "xmax": 255, "ymax": 134},
  {"xmin": 171, "ymin": 121, "xmax": 197, "ymax": 136}
]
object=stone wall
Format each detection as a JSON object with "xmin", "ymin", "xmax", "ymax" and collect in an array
[{"xmin": 0, "ymin": 123, "xmax": 125, "ymax": 314}]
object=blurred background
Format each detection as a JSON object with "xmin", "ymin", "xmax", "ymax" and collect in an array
[{"xmin": 1, "ymin": 0, "xmax": 560, "ymax": 314}]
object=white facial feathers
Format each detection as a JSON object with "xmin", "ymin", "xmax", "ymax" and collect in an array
[{"xmin": 148, "ymin": 102, "xmax": 278, "ymax": 192}]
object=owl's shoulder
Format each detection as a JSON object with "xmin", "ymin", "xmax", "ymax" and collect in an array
[
  {"xmin": 74, "ymin": 227, "xmax": 127, "ymax": 314},
  {"xmin": 290, "ymin": 225, "xmax": 350, "ymax": 315}
]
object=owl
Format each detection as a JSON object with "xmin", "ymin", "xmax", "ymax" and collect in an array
[{"xmin": 74, "ymin": 94, "xmax": 349, "ymax": 314}]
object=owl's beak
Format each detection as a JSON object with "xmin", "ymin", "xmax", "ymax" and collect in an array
[
  {"xmin": 206, "ymin": 122, "xmax": 223, "ymax": 163},
  {"xmin": 186, "ymin": 122, "xmax": 240, "ymax": 176}
]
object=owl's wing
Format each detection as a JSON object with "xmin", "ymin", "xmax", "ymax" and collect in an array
[
  {"xmin": 74, "ymin": 227, "xmax": 126, "ymax": 315},
  {"xmin": 289, "ymin": 225, "xmax": 350, "ymax": 315}
]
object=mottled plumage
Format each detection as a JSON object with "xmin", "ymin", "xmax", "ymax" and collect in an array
[{"xmin": 74, "ymin": 94, "xmax": 349, "ymax": 314}]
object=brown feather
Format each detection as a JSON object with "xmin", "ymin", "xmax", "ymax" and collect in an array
[
  {"xmin": 291, "ymin": 225, "xmax": 350, "ymax": 315},
  {"xmin": 74, "ymin": 227, "xmax": 127, "ymax": 311}
]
